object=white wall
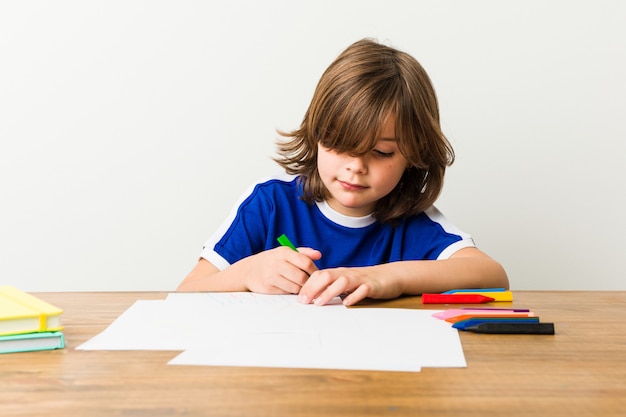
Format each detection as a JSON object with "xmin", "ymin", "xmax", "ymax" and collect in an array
[{"xmin": 1, "ymin": 1, "xmax": 624, "ymax": 292}]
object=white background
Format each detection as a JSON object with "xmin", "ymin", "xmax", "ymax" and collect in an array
[{"xmin": 1, "ymin": 1, "xmax": 624, "ymax": 291}]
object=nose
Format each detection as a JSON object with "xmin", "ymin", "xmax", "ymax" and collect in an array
[{"xmin": 345, "ymin": 154, "xmax": 367, "ymax": 174}]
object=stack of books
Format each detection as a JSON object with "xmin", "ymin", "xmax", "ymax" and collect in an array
[{"xmin": 0, "ymin": 286, "xmax": 65, "ymax": 354}]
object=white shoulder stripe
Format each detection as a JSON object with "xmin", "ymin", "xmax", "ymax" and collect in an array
[
  {"xmin": 424, "ymin": 206, "xmax": 471, "ymax": 239},
  {"xmin": 424, "ymin": 206, "xmax": 475, "ymax": 259}
]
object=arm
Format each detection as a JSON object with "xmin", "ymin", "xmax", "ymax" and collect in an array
[
  {"xmin": 177, "ymin": 247, "xmax": 322, "ymax": 294},
  {"xmin": 297, "ymin": 247, "xmax": 509, "ymax": 306}
]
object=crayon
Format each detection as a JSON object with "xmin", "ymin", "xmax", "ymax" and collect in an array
[
  {"xmin": 463, "ymin": 322, "xmax": 555, "ymax": 335},
  {"xmin": 445, "ymin": 312, "xmax": 534, "ymax": 324},
  {"xmin": 442, "ymin": 288, "xmax": 507, "ymax": 294},
  {"xmin": 421, "ymin": 294, "xmax": 495, "ymax": 304},
  {"xmin": 277, "ymin": 234, "xmax": 298, "ymax": 252},
  {"xmin": 447, "ymin": 290, "xmax": 513, "ymax": 302},
  {"xmin": 453, "ymin": 317, "xmax": 540, "ymax": 330}
]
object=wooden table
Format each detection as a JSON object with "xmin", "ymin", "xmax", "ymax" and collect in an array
[{"xmin": 1, "ymin": 291, "xmax": 625, "ymax": 417}]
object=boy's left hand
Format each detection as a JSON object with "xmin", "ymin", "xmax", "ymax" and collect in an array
[{"xmin": 297, "ymin": 266, "xmax": 403, "ymax": 306}]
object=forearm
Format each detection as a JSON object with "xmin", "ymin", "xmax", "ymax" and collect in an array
[
  {"xmin": 376, "ymin": 252, "xmax": 509, "ymax": 296},
  {"xmin": 177, "ymin": 258, "xmax": 248, "ymax": 292}
]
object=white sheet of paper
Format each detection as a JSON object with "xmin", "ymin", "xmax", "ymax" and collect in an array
[
  {"xmin": 169, "ymin": 339, "xmax": 423, "ymax": 372},
  {"xmin": 344, "ymin": 307, "xmax": 466, "ymax": 368},
  {"xmin": 77, "ymin": 293, "xmax": 352, "ymax": 351},
  {"xmin": 168, "ymin": 303, "xmax": 464, "ymax": 371},
  {"xmin": 77, "ymin": 293, "xmax": 466, "ymax": 372},
  {"xmin": 76, "ymin": 300, "xmax": 199, "ymax": 350}
]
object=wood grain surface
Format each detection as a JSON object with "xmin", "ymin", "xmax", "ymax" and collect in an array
[{"xmin": 1, "ymin": 291, "xmax": 625, "ymax": 417}]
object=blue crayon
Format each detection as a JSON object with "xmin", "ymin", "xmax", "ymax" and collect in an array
[
  {"xmin": 453, "ymin": 317, "xmax": 540, "ymax": 330},
  {"xmin": 442, "ymin": 288, "xmax": 506, "ymax": 294}
]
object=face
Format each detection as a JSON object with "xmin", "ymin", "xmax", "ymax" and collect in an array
[{"xmin": 317, "ymin": 114, "xmax": 409, "ymax": 217}]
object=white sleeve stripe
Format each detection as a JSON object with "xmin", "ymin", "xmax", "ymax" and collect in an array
[
  {"xmin": 201, "ymin": 251, "xmax": 231, "ymax": 271},
  {"xmin": 437, "ymin": 239, "xmax": 476, "ymax": 260}
]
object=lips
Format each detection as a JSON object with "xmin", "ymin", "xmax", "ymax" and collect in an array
[{"xmin": 338, "ymin": 180, "xmax": 368, "ymax": 191}]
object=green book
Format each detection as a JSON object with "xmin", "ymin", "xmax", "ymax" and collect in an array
[{"xmin": 0, "ymin": 331, "xmax": 65, "ymax": 354}]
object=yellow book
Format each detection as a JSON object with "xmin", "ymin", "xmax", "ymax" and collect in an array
[{"xmin": 0, "ymin": 286, "xmax": 63, "ymax": 336}]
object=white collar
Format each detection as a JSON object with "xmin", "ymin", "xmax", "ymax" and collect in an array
[{"xmin": 315, "ymin": 200, "xmax": 377, "ymax": 228}]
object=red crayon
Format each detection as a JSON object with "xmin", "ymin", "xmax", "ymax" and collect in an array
[{"xmin": 421, "ymin": 294, "xmax": 495, "ymax": 304}]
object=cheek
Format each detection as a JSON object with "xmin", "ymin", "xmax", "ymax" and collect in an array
[
  {"xmin": 317, "ymin": 149, "xmax": 341, "ymax": 174},
  {"xmin": 381, "ymin": 161, "xmax": 408, "ymax": 188},
  {"xmin": 316, "ymin": 152, "xmax": 327, "ymax": 173},
  {"xmin": 316, "ymin": 152, "xmax": 334, "ymax": 182},
  {"xmin": 387, "ymin": 156, "xmax": 408, "ymax": 174},
  {"xmin": 391, "ymin": 168, "xmax": 406, "ymax": 186}
]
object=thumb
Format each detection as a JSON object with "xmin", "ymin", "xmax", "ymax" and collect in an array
[{"xmin": 296, "ymin": 247, "xmax": 322, "ymax": 261}]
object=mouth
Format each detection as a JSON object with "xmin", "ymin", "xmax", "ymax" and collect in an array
[{"xmin": 338, "ymin": 180, "xmax": 368, "ymax": 191}]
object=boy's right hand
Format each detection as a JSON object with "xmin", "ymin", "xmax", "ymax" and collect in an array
[{"xmin": 242, "ymin": 246, "xmax": 321, "ymax": 295}]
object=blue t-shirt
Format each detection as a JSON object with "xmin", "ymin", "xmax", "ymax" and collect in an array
[{"xmin": 202, "ymin": 174, "xmax": 475, "ymax": 270}]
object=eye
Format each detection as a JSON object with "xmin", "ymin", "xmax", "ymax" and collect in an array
[{"xmin": 373, "ymin": 149, "xmax": 394, "ymax": 158}]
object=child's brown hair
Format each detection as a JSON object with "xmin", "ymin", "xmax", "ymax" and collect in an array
[{"xmin": 275, "ymin": 38, "xmax": 454, "ymax": 223}]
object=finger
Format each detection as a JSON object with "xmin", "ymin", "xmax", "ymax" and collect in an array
[
  {"xmin": 269, "ymin": 247, "xmax": 313, "ymax": 286},
  {"xmin": 280, "ymin": 253, "xmax": 318, "ymax": 285},
  {"xmin": 266, "ymin": 263, "xmax": 306, "ymax": 294},
  {"xmin": 290, "ymin": 248, "xmax": 321, "ymax": 276},
  {"xmin": 272, "ymin": 277, "xmax": 302, "ymax": 295},
  {"xmin": 342, "ymin": 284, "xmax": 370, "ymax": 306},
  {"xmin": 274, "ymin": 263, "xmax": 310, "ymax": 292},
  {"xmin": 313, "ymin": 275, "xmax": 351, "ymax": 306},
  {"xmin": 296, "ymin": 247, "xmax": 322, "ymax": 262},
  {"xmin": 298, "ymin": 269, "xmax": 332, "ymax": 304},
  {"xmin": 265, "ymin": 285, "xmax": 293, "ymax": 295}
]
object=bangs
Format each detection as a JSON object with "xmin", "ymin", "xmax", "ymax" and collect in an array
[
  {"xmin": 316, "ymin": 86, "xmax": 401, "ymax": 156},
  {"xmin": 318, "ymin": 112, "xmax": 386, "ymax": 155}
]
